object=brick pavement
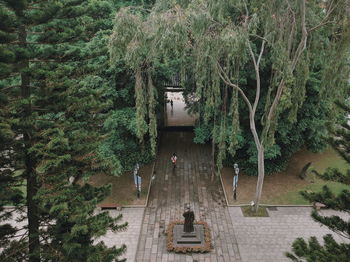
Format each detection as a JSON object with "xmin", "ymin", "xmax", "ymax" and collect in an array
[
  {"xmin": 97, "ymin": 208, "xmax": 145, "ymax": 261},
  {"xmin": 136, "ymin": 131, "xmax": 241, "ymax": 262},
  {"xmin": 229, "ymin": 206, "xmax": 349, "ymax": 262},
  {"xmin": 1, "ymin": 207, "xmax": 145, "ymax": 261},
  {"xmin": 3, "ymin": 131, "xmax": 349, "ymax": 262}
]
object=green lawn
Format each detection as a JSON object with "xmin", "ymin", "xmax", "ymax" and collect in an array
[
  {"xmin": 267, "ymin": 179, "xmax": 350, "ymax": 205},
  {"xmin": 8, "ymin": 164, "xmax": 153, "ymax": 206},
  {"xmin": 241, "ymin": 206, "xmax": 269, "ymax": 217},
  {"xmin": 223, "ymin": 147, "xmax": 350, "ymax": 205},
  {"xmin": 312, "ymin": 148, "xmax": 349, "ymax": 173},
  {"xmin": 267, "ymin": 148, "xmax": 350, "ymax": 205}
]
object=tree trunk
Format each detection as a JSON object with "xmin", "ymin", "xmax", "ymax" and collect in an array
[
  {"xmin": 211, "ymin": 138, "xmax": 215, "ymax": 181},
  {"xmin": 26, "ymin": 151, "xmax": 40, "ymax": 262},
  {"xmin": 249, "ymin": 111, "xmax": 265, "ymax": 212},
  {"xmin": 19, "ymin": 25, "xmax": 40, "ymax": 262},
  {"xmin": 253, "ymin": 146, "xmax": 265, "ymax": 212}
]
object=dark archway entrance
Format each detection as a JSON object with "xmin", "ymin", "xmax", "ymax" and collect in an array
[
  {"xmin": 162, "ymin": 74, "xmax": 197, "ymax": 128},
  {"xmin": 164, "ymin": 90, "xmax": 198, "ymax": 128}
]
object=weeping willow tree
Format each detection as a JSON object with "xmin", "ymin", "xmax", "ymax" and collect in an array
[{"xmin": 109, "ymin": 0, "xmax": 349, "ymax": 211}]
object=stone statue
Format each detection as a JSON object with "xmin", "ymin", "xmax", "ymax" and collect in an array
[{"xmin": 183, "ymin": 205, "xmax": 195, "ymax": 233}]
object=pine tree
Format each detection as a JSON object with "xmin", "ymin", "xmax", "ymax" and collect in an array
[
  {"xmin": 0, "ymin": 0, "xmax": 127, "ymax": 261},
  {"xmin": 286, "ymin": 101, "xmax": 350, "ymax": 261},
  {"xmin": 0, "ymin": 1, "xmax": 28, "ymax": 258},
  {"xmin": 0, "ymin": 110, "xmax": 24, "ymax": 259}
]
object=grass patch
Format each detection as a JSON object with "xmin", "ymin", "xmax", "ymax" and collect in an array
[
  {"xmin": 241, "ymin": 206, "xmax": 269, "ymax": 217},
  {"xmin": 311, "ymin": 150, "xmax": 349, "ymax": 173},
  {"xmin": 86, "ymin": 163, "xmax": 153, "ymax": 206},
  {"xmin": 267, "ymin": 178, "xmax": 350, "ymax": 205},
  {"xmin": 9, "ymin": 164, "xmax": 154, "ymax": 207},
  {"xmin": 222, "ymin": 147, "xmax": 350, "ymax": 205}
]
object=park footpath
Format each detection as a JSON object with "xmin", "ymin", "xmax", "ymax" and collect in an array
[
  {"xmin": 98, "ymin": 205, "xmax": 349, "ymax": 262},
  {"xmin": 135, "ymin": 131, "xmax": 241, "ymax": 262},
  {"xmin": 0, "ymin": 207, "xmax": 145, "ymax": 261},
  {"xmin": 2, "ymin": 131, "xmax": 349, "ymax": 261},
  {"xmin": 229, "ymin": 207, "xmax": 349, "ymax": 262},
  {"xmin": 132, "ymin": 131, "xmax": 349, "ymax": 262},
  {"xmin": 96, "ymin": 208, "xmax": 145, "ymax": 261},
  {"xmin": 3, "ymin": 205, "xmax": 348, "ymax": 261}
]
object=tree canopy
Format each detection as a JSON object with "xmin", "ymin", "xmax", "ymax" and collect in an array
[
  {"xmin": 110, "ymin": 0, "xmax": 350, "ymax": 210},
  {"xmin": 0, "ymin": 0, "xmax": 131, "ymax": 261}
]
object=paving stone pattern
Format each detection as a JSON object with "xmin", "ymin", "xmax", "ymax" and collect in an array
[
  {"xmin": 136, "ymin": 131, "xmax": 241, "ymax": 262},
  {"xmin": 3, "ymin": 131, "xmax": 349, "ymax": 262},
  {"xmin": 97, "ymin": 208, "xmax": 144, "ymax": 262},
  {"xmin": 229, "ymin": 206, "xmax": 349, "ymax": 262},
  {"xmin": 1, "ymin": 205, "xmax": 145, "ymax": 261}
]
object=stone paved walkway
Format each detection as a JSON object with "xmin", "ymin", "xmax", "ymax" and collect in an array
[
  {"xmin": 229, "ymin": 206, "xmax": 349, "ymax": 262},
  {"xmin": 3, "ymin": 131, "xmax": 349, "ymax": 262},
  {"xmin": 97, "ymin": 208, "xmax": 145, "ymax": 261},
  {"xmin": 0, "ymin": 208, "xmax": 145, "ymax": 261},
  {"xmin": 136, "ymin": 131, "xmax": 241, "ymax": 262}
]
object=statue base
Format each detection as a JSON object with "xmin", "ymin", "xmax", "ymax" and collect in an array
[
  {"xmin": 166, "ymin": 221, "xmax": 212, "ymax": 253},
  {"xmin": 173, "ymin": 225, "xmax": 204, "ymax": 246}
]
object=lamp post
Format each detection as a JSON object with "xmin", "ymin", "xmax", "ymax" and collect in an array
[
  {"xmin": 233, "ymin": 163, "xmax": 239, "ymax": 200},
  {"xmin": 134, "ymin": 163, "xmax": 141, "ymax": 198}
]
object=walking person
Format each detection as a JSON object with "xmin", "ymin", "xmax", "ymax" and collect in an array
[
  {"xmin": 171, "ymin": 153, "xmax": 177, "ymax": 169},
  {"xmin": 170, "ymin": 99, "xmax": 173, "ymax": 109}
]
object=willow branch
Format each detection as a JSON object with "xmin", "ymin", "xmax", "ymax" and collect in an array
[
  {"xmin": 249, "ymin": 34, "xmax": 269, "ymax": 42},
  {"xmin": 216, "ymin": 62, "xmax": 253, "ymax": 113},
  {"xmin": 309, "ymin": 21, "xmax": 335, "ymax": 32},
  {"xmin": 242, "ymin": 0, "xmax": 249, "ymax": 26},
  {"xmin": 257, "ymin": 40, "xmax": 266, "ymax": 67},
  {"xmin": 263, "ymin": 0, "xmax": 308, "ymax": 144},
  {"xmin": 247, "ymin": 39, "xmax": 266, "ymax": 114},
  {"xmin": 309, "ymin": 0, "xmax": 338, "ymax": 32},
  {"xmin": 291, "ymin": 0, "xmax": 308, "ymax": 71},
  {"xmin": 286, "ymin": 0, "xmax": 296, "ymax": 56}
]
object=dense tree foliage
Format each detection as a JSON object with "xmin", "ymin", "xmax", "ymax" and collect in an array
[
  {"xmin": 187, "ymin": 0, "xmax": 350, "ymax": 174},
  {"xmin": 0, "ymin": 0, "xmax": 130, "ymax": 261},
  {"xmin": 0, "ymin": 0, "xmax": 349, "ymax": 259},
  {"xmin": 110, "ymin": 0, "xmax": 350, "ymax": 210},
  {"xmin": 98, "ymin": 0, "xmax": 160, "ymax": 172},
  {"xmin": 286, "ymin": 101, "xmax": 350, "ymax": 261}
]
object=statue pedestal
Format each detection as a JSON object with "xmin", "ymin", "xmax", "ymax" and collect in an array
[
  {"xmin": 167, "ymin": 221, "xmax": 212, "ymax": 253},
  {"xmin": 173, "ymin": 224, "xmax": 204, "ymax": 246}
]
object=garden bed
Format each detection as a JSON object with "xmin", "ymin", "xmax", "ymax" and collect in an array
[
  {"xmin": 166, "ymin": 220, "xmax": 212, "ymax": 253},
  {"xmin": 241, "ymin": 206, "xmax": 269, "ymax": 217}
]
